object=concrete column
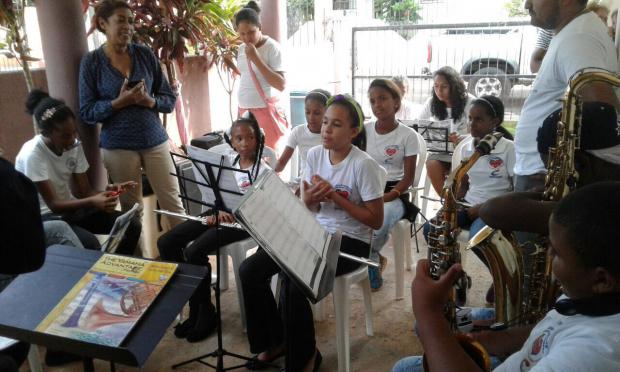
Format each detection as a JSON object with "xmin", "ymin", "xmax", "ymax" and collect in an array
[
  {"xmin": 260, "ymin": 0, "xmax": 287, "ymax": 43},
  {"xmin": 35, "ymin": 0, "xmax": 106, "ymax": 189}
]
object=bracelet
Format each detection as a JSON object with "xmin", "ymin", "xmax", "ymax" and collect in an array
[{"xmin": 392, "ymin": 189, "xmax": 401, "ymax": 196}]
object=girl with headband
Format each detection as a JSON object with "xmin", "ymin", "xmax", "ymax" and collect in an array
[
  {"xmin": 423, "ymin": 94, "xmax": 515, "ymax": 305},
  {"xmin": 275, "ymin": 89, "xmax": 331, "ymax": 178},
  {"xmin": 239, "ymin": 94, "xmax": 385, "ymax": 371}
]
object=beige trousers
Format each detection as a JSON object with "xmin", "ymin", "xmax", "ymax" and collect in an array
[{"xmin": 102, "ymin": 141, "xmax": 185, "ymax": 231}]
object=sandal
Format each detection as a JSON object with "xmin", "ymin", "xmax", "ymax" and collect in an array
[{"xmin": 245, "ymin": 350, "xmax": 285, "ymax": 370}]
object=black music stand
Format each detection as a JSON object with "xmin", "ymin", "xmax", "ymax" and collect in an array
[
  {"xmin": 0, "ymin": 245, "xmax": 206, "ymax": 372},
  {"xmin": 168, "ymin": 149, "xmax": 254, "ymax": 371}
]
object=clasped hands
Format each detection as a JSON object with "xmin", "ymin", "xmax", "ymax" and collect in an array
[
  {"xmin": 117, "ymin": 79, "xmax": 156, "ymax": 109},
  {"xmin": 302, "ymin": 175, "xmax": 336, "ymax": 205}
]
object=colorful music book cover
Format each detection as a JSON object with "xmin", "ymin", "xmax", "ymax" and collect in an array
[{"xmin": 36, "ymin": 254, "xmax": 178, "ymax": 347}]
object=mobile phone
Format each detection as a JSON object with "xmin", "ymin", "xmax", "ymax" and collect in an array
[{"xmin": 126, "ymin": 79, "xmax": 142, "ymax": 88}]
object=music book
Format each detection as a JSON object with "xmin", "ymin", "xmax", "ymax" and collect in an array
[
  {"xmin": 409, "ymin": 118, "xmax": 455, "ymax": 153},
  {"xmin": 36, "ymin": 255, "xmax": 177, "ymax": 347},
  {"xmin": 233, "ymin": 170, "xmax": 341, "ymax": 303}
]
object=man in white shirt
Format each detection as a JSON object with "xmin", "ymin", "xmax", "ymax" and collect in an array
[{"xmin": 514, "ymin": 0, "xmax": 618, "ymax": 193}]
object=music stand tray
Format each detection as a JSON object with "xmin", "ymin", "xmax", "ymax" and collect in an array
[{"xmin": 0, "ymin": 245, "xmax": 206, "ymax": 369}]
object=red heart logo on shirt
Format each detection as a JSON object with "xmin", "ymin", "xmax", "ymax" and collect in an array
[{"xmin": 386, "ymin": 148, "xmax": 397, "ymax": 156}]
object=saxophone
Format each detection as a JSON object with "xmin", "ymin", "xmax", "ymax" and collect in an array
[
  {"xmin": 469, "ymin": 68, "xmax": 620, "ymax": 326},
  {"xmin": 423, "ymin": 132, "xmax": 503, "ymax": 372}
]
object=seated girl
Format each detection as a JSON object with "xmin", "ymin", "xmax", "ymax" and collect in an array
[
  {"xmin": 157, "ymin": 112, "xmax": 269, "ymax": 343},
  {"xmin": 423, "ymin": 95, "xmax": 515, "ymax": 304},
  {"xmin": 274, "ymin": 89, "xmax": 330, "ymax": 178},
  {"xmin": 365, "ymin": 78, "xmax": 420, "ymax": 290},
  {"xmin": 15, "ymin": 90, "xmax": 141, "ymax": 255},
  {"xmin": 417, "ymin": 66, "xmax": 476, "ymax": 195},
  {"xmin": 239, "ymin": 94, "xmax": 385, "ymax": 371}
]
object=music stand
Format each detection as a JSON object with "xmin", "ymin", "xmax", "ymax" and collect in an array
[
  {"xmin": 166, "ymin": 147, "xmax": 254, "ymax": 371},
  {"xmin": 405, "ymin": 119, "xmax": 453, "ymax": 154}
]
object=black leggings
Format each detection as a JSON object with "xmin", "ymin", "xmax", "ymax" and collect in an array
[
  {"xmin": 240, "ymin": 235, "xmax": 369, "ymax": 371},
  {"xmin": 157, "ymin": 220, "xmax": 250, "ymax": 301}
]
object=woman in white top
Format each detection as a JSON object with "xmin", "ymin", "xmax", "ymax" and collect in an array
[
  {"xmin": 365, "ymin": 79, "xmax": 420, "ymax": 290},
  {"xmin": 274, "ymin": 89, "xmax": 330, "ymax": 176},
  {"xmin": 234, "ymin": 1, "xmax": 287, "ymax": 151},
  {"xmin": 392, "ymin": 76, "xmax": 416, "ymax": 120},
  {"xmin": 417, "ymin": 66, "xmax": 476, "ymax": 195}
]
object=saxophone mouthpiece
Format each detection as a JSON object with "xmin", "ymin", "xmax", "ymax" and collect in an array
[{"xmin": 476, "ymin": 132, "xmax": 503, "ymax": 155}]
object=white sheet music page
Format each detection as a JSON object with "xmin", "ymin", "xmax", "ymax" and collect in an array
[
  {"xmin": 186, "ymin": 145, "xmax": 245, "ymax": 211},
  {"xmin": 234, "ymin": 170, "xmax": 331, "ymax": 296}
]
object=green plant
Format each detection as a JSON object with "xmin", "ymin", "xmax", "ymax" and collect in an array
[
  {"xmin": 1, "ymin": 0, "xmax": 38, "ymax": 133},
  {"xmin": 374, "ymin": 0, "xmax": 422, "ymax": 24},
  {"xmin": 504, "ymin": 0, "xmax": 528, "ymax": 18}
]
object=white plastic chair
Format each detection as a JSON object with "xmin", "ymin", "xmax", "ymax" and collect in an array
[{"xmin": 391, "ymin": 130, "xmax": 428, "ymax": 299}]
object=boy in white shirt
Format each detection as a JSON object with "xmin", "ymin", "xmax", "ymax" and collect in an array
[{"xmin": 394, "ymin": 181, "xmax": 620, "ymax": 372}]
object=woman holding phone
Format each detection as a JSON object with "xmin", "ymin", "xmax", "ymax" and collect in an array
[{"xmin": 78, "ymin": 0, "xmax": 185, "ymax": 230}]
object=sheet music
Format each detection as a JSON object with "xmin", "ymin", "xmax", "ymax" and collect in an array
[
  {"xmin": 412, "ymin": 118, "xmax": 454, "ymax": 153},
  {"xmin": 186, "ymin": 145, "xmax": 246, "ymax": 211},
  {"xmin": 234, "ymin": 170, "xmax": 336, "ymax": 299}
]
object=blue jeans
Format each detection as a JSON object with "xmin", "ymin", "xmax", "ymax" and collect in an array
[
  {"xmin": 43, "ymin": 220, "xmax": 84, "ymax": 249},
  {"xmin": 371, "ymin": 199, "xmax": 405, "ymax": 261},
  {"xmin": 396, "ymin": 307, "xmax": 500, "ymax": 372}
]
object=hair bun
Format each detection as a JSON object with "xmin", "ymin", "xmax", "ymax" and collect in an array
[
  {"xmin": 244, "ymin": 0, "xmax": 260, "ymax": 14},
  {"xmin": 25, "ymin": 89, "xmax": 50, "ymax": 115}
]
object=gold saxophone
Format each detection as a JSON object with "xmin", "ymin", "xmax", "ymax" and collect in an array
[
  {"xmin": 423, "ymin": 132, "xmax": 503, "ymax": 372},
  {"xmin": 468, "ymin": 68, "xmax": 620, "ymax": 326}
]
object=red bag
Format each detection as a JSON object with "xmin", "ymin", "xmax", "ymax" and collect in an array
[{"xmin": 243, "ymin": 59, "xmax": 290, "ymax": 152}]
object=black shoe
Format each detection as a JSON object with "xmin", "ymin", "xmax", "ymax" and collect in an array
[
  {"xmin": 246, "ymin": 352, "xmax": 284, "ymax": 370},
  {"xmin": 174, "ymin": 299, "xmax": 199, "ymax": 338},
  {"xmin": 186, "ymin": 303, "xmax": 217, "ymax": 343},
  {"xmin": 45, "ymin": 349, "xmax": 82, "ymax": 366}
]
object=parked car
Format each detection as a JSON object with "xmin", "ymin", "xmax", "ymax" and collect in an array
[{"xmin": 420, "ymin": 25, "xmax": 538, "ymax": 97}]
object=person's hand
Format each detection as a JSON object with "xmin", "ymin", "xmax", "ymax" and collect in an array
[
  {"xmin": 133, "ymin": 80, "xmax": 156, "ymax": 108},
  {"xmin": 106, "ymin": 181, "xmax": 137, "ymax": 196},
  {"xmin": 218, "ymin": 211, "xmax": 236, "ymax": 224},
  {"xmin": 116, "ymin": 79, "xmax": 145, "ymax": 108},
  {"xmin": 91, "ymin": 191, "xmax": 118, "ymax": 212},
  {"xmin": 448, "ymin": 132, "xmax": 462, "ymax": 145},
  {"xmin": 411, "ymin": 259, "xmax": 463, "ymax": 316},
  {"xmin": 466, "ymin": 204, "xmax": 480, "ymax": 220},
  {"xmin": 245, "ymin": 42, "xmax": 259, "ymax": 63},
  {"xmin": 302, "ymin": 175, "xmax": 334, "ymax": 205}
]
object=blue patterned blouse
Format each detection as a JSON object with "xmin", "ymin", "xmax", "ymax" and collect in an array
[{"xmin": 78, "ymin": 43, "xmax": 177, "ymax": 150}]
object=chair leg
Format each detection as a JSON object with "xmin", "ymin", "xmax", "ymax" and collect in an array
[
  {"xmin": 421, "ymin": 176, "xmax": 432, "ymax": 221},
  {"xmin": 231, "ymin": 250, "xmax": 247, "ymax": 330},
  {"xmin": 219, "ymin": 254, "xmax": 230, "ymax": 291},
  {"xmin": 333, "ymin": 278, "xmax": 351, "ymax": 372},
  {"xmin": 407, "ymin": 222, "xmax": 415, "ymax": 268},
  {"xmin": 392, "ymin": 223, "xmax": 406, "ymax": 300},
  {"xmin": 359, "ymin": 278, "xmax": 374, "ymax": 336}
]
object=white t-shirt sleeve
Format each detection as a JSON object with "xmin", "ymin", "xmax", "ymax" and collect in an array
[
  {"xmin": 356, "ymin": 158, "xmax": 386, "ymax": 202},
  {"xmin": 304, "ymin": 146, "xmax": 318, "ymax": 184},
  {"xmin": 556, "ymin": 33, "xmax": 611, "ymax": 81},
  {"xmin": 403, "ymin": 127, "xmax": 420, "ymax": 157},
  {"xmin": 416, "ymin": 97, "xmax": 433, "ymax": 119},
  {"xmin": 268, "ymin": 40, "xmax": 284, "ymax": 72},
  {"xmin": 287, "ymin": 125, "xmax": 301, "ymax": 150},
  {"xmin": 75, "ymin": 146, "xmax": 90, "ymax": 174},
  {"xmin": 21, "ymin": 149, "xmax": 49, "ymax": 183}
]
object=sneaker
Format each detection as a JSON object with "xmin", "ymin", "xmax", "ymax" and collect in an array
[
  {"xmin": 368, "ymin": 266, "xmax": 383, "ymax": 291},
  {"xmin": 379, "ymin": 254, "xmax": 388, "ymax": 274}
]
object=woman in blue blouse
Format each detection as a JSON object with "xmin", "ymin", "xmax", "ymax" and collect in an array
[{"xmin": 79, "ymin": 0, "xmax": 185, "ymax": 229}]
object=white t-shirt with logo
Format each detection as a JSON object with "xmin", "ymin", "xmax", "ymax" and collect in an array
[
  {"xmin": 304, "ymin": 145, "xmax": 386, "ymax": 243},
  {"xmin": 458, "ymin": 136, "xmax": 515, "ymax": 206},
  {"xmin": 228, "ymin": 154, "xmax": 270, "ymax": 194},
  {"xmin": 495, "ymin": 303, "xmax": 620, "ymax": 371},
  {"xmin": 514, "ymin": 11, "xmax": 618, "ymax": 176},
  {"xmin": 15, "ymin": 135, "xmax": 90, "ymax": 215},
  {"xmin": 364, "ymin": 121, "xmax": 420, "ymax": 182},
  {"xmin": 237, "ymin": 37, "xmax": 284, "ymax": 109},
  {"xmin": 286, "ymin": 124, "xmax": 322, "ymax": 172}
]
